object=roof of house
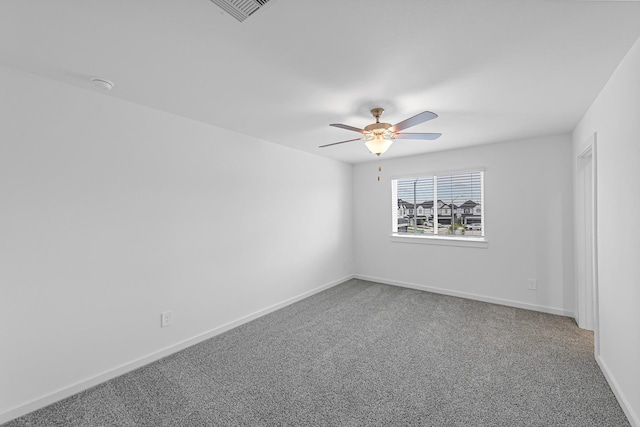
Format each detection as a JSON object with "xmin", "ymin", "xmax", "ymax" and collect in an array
[{"xmin": 459, "ymin": 200, "xmax": 478, "ymax": 208}]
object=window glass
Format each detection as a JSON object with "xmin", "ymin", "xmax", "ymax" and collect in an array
[{"xmin": 392, "ymin": 171, "xmax": 483, "ymax": 237}]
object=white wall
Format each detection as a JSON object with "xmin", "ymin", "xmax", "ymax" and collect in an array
[
  {"xmin": 573, "ymin": 35, "xmax": 640, "ymax": 426},
  {"xmin": 353, "ymin": 135, "xmax": 574, "ymax": 316},
  {"xmin": 0, "ymin": 65, "xmax": 354, "ymax": 421}
]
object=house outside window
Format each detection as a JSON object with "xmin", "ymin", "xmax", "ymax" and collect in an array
[{"xmin": 392, "ymin": 170, "xmax": 484, "ymax": 238}]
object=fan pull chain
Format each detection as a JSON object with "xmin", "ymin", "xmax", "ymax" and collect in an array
[{"xmin": 377, "ymin": 165, "xmax": 382, "ymax": 182}]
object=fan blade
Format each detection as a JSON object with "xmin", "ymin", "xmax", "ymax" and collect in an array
[
  {"xmin": 390, "ymin": 111, "xmax": 438, "ymax": 132},
  {"xmin": 394, "ymin": 132, "xmax": 442, "ymax": 140},
  {"xmin": 330, "ymin": 123, "xmax": 367, "ymax": 134},
  {"xmin": 319, "ymin": 137, "xmax": 363, "ymax": 148}
]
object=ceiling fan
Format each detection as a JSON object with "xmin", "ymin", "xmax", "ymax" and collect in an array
[{"xmin": 320, "ymin": 108, "xmax": 441, "ymax": 156}]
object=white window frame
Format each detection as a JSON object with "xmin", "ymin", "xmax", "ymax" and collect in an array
[{"xmin": 390, "ymin": 169, "xmax": 487, "ymax": 248}]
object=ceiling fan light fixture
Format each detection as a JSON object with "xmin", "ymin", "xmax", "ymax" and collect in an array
[
  {"xmin": 365, "ymin": 134, "xmax": 393, "ymax": 156},
  {"xmin": 321, "ymin": 108, "xmax": 440, "ymax": 156}
]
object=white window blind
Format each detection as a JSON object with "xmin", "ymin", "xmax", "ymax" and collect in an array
[{"xmin": 392, "ymin": 171, "xmax": 484, "ymax": 237}]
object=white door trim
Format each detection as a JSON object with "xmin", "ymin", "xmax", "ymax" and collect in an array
[{"xmin": 576, "ymin": 133, "xmax": 600, "ymax": 354}]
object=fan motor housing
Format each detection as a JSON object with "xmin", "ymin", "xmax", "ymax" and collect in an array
[{"xmin": 364, "ymin": 122, "xmax": 392, "ymax": 134}]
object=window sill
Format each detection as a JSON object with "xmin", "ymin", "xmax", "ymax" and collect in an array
[{"xmin": 390, "ymin": 233, "xmax": 488, "ymax": 248}]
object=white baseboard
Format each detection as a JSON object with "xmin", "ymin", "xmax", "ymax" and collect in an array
[
  {"xmin": 596, "ymin": 354, "xmax": 639, "ymax": 427},
  {"xmin": 354, "ymin": 274, "xmax": 574, "ymax": 317},
  {"xmin": 7, "ymin": 275, "xmax": 631, "ymax": 426},
  {"xmin": 0, "ymin": 275, "xmax": 353, "ymax": 425}
]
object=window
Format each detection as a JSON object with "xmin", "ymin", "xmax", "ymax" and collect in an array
[{"xmin": 392, "ymin": 170, "xmax": 484, "ymax": 238}]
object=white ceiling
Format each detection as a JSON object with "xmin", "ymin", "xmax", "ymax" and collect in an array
[{"xmin": 2, "ymin": 0, "xmax": 640, "ymax": 164}]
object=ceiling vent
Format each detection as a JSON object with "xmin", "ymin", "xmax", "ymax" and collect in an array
[{"xmin": 210, "ymin": 0, "xmax": 271, "ymax": 22}]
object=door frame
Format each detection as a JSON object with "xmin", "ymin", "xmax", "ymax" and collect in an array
[{"xmin": 576, "ymin": 133, "xmax": 600, "ymax": 355}]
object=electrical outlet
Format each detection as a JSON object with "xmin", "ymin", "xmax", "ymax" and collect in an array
[
  {"xmin": 528, "ymin": 279, "xmax": 537, "ymax": 290},
  {"xmin": 161, "ymin": 311, "xmax": 173, "ymax": 328}
]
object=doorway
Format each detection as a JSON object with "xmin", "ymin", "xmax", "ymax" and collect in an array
[{"xmin": 576, "ymin": 134, "xmax": 599, "ymax": 354}]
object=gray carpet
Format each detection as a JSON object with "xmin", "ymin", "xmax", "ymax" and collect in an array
[{"xmin": 5, "ymin": 279, "xmax": 629, "ymax": 426}]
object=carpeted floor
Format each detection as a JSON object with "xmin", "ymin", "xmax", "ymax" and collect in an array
[{"xmin": 5, "ymin": 279, "xmax": 630, "ymax": 426}]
